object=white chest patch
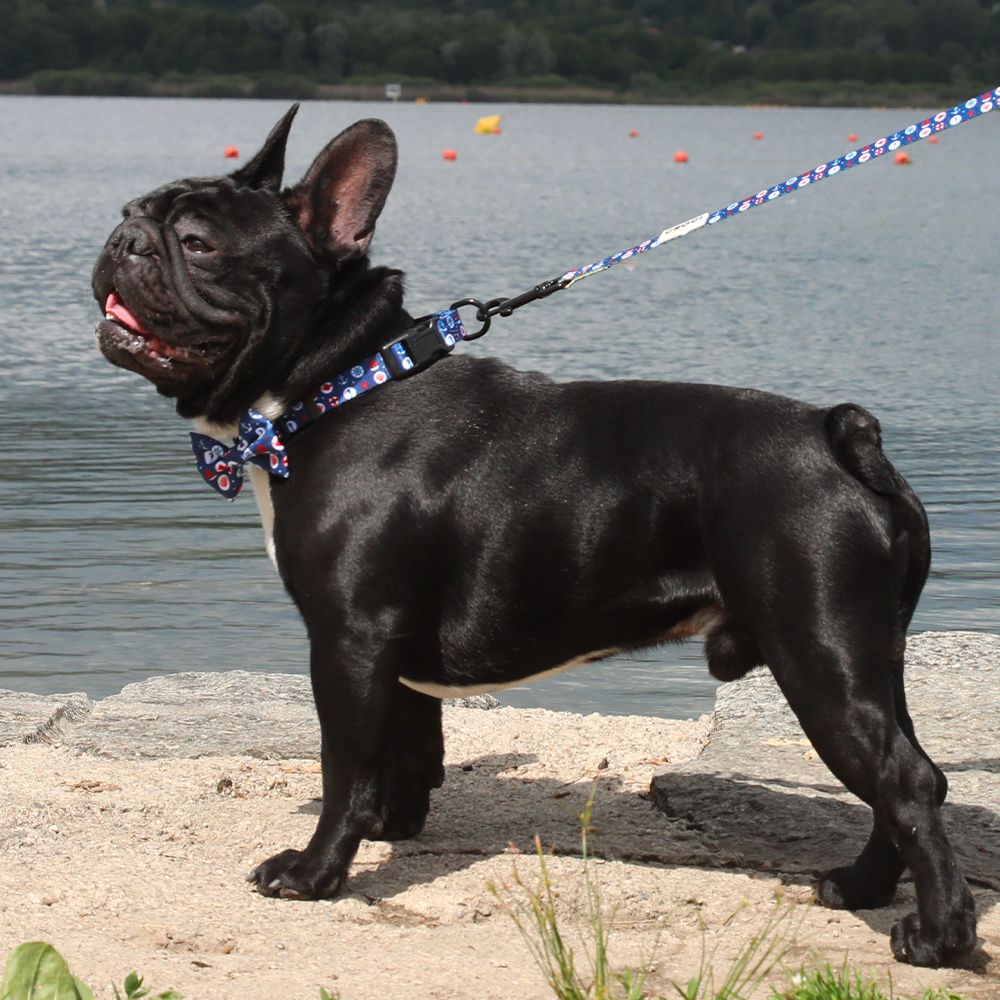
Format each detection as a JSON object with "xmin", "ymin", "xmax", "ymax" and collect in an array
[
  {"xmin": 192, "ymin": 392, "xmax": 284, "ymax": 570},
  {"xmin": 247, "ymin": 465, "xmax": 277, "ymax": 568}
]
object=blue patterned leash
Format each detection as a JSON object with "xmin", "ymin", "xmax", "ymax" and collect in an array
[
  {"xmin": 453, "ymin": 85, "xmax": 1000, "ymax": 330},
  {"xmin": 559, "ymin": 86, "xmax": 1000, "ymax": 287}
]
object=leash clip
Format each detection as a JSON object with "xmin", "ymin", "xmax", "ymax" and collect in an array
[
  {"xmin": 489, "ymin": 278, "xmax": 565, "ymax": 317},
  {"xmin": 450, "ymin": 279, "xmax": 566, "ymax": 341}
]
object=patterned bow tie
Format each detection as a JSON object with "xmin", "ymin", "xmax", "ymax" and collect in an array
[{"xmin": 190, "ymin": 408, "xmax": 289, "ymax": 501}]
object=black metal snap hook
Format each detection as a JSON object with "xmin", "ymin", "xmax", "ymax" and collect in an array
[{"xmin": 450, "ymin": 279, "xmax": 566, "ymax": 342}]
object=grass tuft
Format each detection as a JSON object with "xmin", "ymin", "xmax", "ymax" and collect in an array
[
  {"xmin": 674, "ymin": 905, "xmax": 793, "ymax": 1000},
  {"xmin": 488, "ymin": 794, "xmax": 643, "ymax": 999},
  {"xmin": 488, "ymin": 791, "xmax": 793, "ymax": 1000},
  {"xmin": 488, "ymin": 796, "xmax": 971, "ymax": 1000}
]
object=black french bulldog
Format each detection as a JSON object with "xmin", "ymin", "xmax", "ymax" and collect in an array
[{"xmin": 93, "ymin": 106, "xmax": 976, "ymax": 968}]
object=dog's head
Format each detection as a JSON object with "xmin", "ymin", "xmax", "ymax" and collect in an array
[{"xmin": 93, "ymin": 106, "xmax": 398, "ymax": 420}]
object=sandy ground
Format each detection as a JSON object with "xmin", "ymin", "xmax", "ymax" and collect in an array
[{"xmin": 1, "ymin": 706, "xmax": 997, "ymax": 1000}]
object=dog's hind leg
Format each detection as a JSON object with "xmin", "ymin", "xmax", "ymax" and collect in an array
[
  {"xmin": 813, "ymin": 461, "xmax": 949, "ymax": 917},
  {"xmin": 816, "ymin": 645, "xmax": 950, "ymax": 913},
  {"xmin": 760, "ymin": 620, "xmax": 976, "ymax": 967},
  {"xmin": 371, "ymin": 684, "xmax": 444, "ymax": 841}
]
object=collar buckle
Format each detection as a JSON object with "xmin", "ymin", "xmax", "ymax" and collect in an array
[{"xmin": 381, "ymin": 314, "xmax": 459, "ymax": 379}]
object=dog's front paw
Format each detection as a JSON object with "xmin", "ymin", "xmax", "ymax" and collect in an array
[{"xmin": 247, "ymin": 849, "xmax": 344, "ymax": 900}]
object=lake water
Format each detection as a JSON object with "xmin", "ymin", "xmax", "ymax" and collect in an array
[{"xmin": 1, "ymin": 95, "xmax": 997, "ymax": 718}]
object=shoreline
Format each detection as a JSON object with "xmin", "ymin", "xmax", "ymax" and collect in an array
[
  {"xmin": 0, "ymin": 77, "xmax": 973, "ymax": 109},
  {"xmin": 1, "ymin": 631, "xmax": 997, "ymax": 998}
]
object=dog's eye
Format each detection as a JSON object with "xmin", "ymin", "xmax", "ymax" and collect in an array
[{"xmin": 181, "ymin": 235, "xmax": 214, "ymax": 254}]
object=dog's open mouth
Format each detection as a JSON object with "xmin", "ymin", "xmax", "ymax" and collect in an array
[{"xmin": 97, "ymin": 290, "xmax": 231, "ymax": 377}]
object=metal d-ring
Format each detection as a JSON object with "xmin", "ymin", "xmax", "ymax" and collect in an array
[{"xmin": 450, "ymin": 298, "xmax": 492, "ymax": 340}]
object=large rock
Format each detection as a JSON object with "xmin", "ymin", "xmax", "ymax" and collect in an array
[
  {"xmin": 58, "ymin": 671, "xmax": 498, "ymax": 760},
  {"xmin": 0, "ymin": 690, "xmax": 92, "ymax": 747},
  {"xmin": 62, "ymin": 671, "xmax": 320, "ymax": 759},
  {"xmin": 650, "ymin": 631, "xmax": 1000, "ymax": 889}
]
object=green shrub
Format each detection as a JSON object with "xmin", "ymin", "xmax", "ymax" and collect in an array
[
  {"xmin": 31, "ymin": 70, "xmax": 151, "ymax": 96},
  {"xmin": 250, "ymin": 73, "xmax": 318, "ymax": 99}
]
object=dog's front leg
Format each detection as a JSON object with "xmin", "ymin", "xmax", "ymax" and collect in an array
[
  {"xmin": 373, "ymin": 683, "xmax": 444, "ymax": 841},
  {"xmin": 247, "ymin": 636, "xmax": 394, "ymax": 899}
]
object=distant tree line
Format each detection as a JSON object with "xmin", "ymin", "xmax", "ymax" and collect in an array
[{"xmin": 1, "ymin": 0, "xmax": 998, "ymax": 96}]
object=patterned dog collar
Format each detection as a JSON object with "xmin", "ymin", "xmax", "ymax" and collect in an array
[{"xmin": 190, "ymin": 308, "xmax": 466, "ymax": 500}]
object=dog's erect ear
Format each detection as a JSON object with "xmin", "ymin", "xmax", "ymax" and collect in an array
[
  {"xmin": 282, "ymin": 119, "xmax": 397, "ymax": 261},
  {"xmin": 231, "ymin": 104, "xmax": 299, "ymax": 193}
]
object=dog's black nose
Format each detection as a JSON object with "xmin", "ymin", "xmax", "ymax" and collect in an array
[{"xmin": 120, "ymin": 220, "xmax": 157, "ymax": 257}]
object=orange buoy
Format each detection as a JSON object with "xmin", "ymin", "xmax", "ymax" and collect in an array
[
  {"xmin": 752, "ymin": 131, "xmax": 763, "ymax": 140},
  {"xmin": 928, "ymin": 135, "xmax": 939, "ymax": 144},
  {"xmin": 224, "ymin": 146, "xmax": 239, "ymax": 159},
  {"xmin": 442, "ymin": 149, "xmax": 457, "ymax": 161},
  {"xmin": 673, "ymin": 150, "xmax": 688, "ymax": 163},
  {"xmin": 894, "ymin": 151, "xmax": 911, "ymax": 165},
  {"xmin": 628, "ymin": 129, "xmax": 639, "ymax": 138},
  {"xmin": 848, "ymin": 133, "xmax": 858, "ymax": 143}
]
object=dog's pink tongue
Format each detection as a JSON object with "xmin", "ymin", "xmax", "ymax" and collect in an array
[{"xmin": 105, "ymin": 291, "xmax": 150, "ymax": 335}]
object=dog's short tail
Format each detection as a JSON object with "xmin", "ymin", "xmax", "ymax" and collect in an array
[
  {"xmin": 826, "ymin": 402, "xmax": 902, "ymax": 496},
  {"xmin": 826, "ymin": 402, "xmax": 930, "ymax": 627}
]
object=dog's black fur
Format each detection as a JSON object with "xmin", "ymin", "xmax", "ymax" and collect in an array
[{"xmin": 93, "ymin": 106, "xmax": 977, "ymax": 967}]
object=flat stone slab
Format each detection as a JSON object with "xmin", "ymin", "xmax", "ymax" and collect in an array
[
  {"xmin": 56, "ymin": 671, "xmax": 499, "ymax": 760},
  {"xmin": 0, "ymin": 690, "xmax": 92, "ymax": 748},
  {"xmin": 62, "ymin": 671, "xmax": 320, "ymax": 760},
  {"xmin": 650, "ymin": 631, "xmax": 1000, "ymax": 889}
]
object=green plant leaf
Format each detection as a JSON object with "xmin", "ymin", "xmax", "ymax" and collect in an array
[
  {"xmin": 1, "ymin": 942, "xmax": 91, "ymax": 1000},
  {"xmin": 70, "ymin": 978, "xmax": 96, "ymax": 1000}
]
